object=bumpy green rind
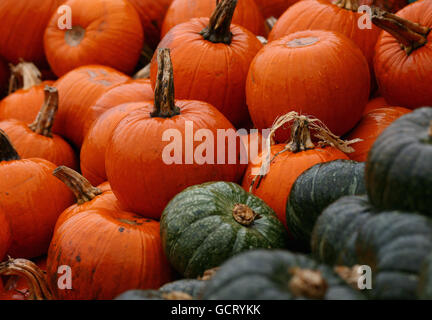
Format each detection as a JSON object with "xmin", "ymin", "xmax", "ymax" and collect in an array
[
  {"xmin": 366, "ymin": 107, "xmax": 432, "ymax": 216},
  {"xmin": 159, "ymin": 279, "xmax": 206, "ymax": 299},
  {"xmin": 287, "ymin": 160, "xmax": 366, "ymax": 248},
  {"xmin": 160, "ymin": 182, "xmax": 289, "ymax": 278},
  {"xmin": 202, "ymin": 249, "xmax": 365, "ymax": 300}
]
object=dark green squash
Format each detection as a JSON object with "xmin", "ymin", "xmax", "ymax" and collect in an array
[
  {"xmin": 159, "ymin": 279, "xmax": 206, "ymax": 299},
  {"xmin": 202, "ymin": 249, "xmax": 365, "ymax": 300},
  {"xmin": 418, "ymin": 253, "xmax": 432, "ymax": 300},
  {"xmin": 311, "ymin": 195, "xmax": 375, "ymax": 267},
  {"xmin": 115, "ymin": 290, "xmax": 193, "ymax": 300},
  {"xmin": 287, "ymin": 160, "xmax": 366, "ymax": 248},
  {"xmin": 160, "ymin": 181, "xmax": 289, "ymax": 278},
  {"xmin": 366, "ymin": 107, "xmax": 432, "ymax": 216}
]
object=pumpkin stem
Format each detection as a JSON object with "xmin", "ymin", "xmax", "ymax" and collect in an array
[
  {"xmin": 0, "ymin": 258, "xmax": 52, "ymax": 300},
  {"xmin": 151, "ymin": 48, "xmax": 180, "ymax": 118},
  {"xmin": 289, "ymin": 268, "xmax": 328, "ymax": 299},
  {"xmin": 53, "ymin": 166, "xmax": 102, "ymax": 205},
  {"xmin": 371, "ymin": 6, "xmax": 431, "ymax": 55},
  {"xmin": 232, "ymin": 204, "xmax": 257, "ymax": 226},
  {"xmin": 8, "ymin": 60, "xmax": 42, "ymax": 94},
  {"xmin": 200, "ymin": 0, "xmax": 237, "ymax": 44},
  {"xmin": 28, "ymin": 86, "xmax": 59, "ymax": 137},
  {"xmin": 334, "ymin": 265, "xmax": 362, "ymax": 290},
  {"xmin": 287, "ymin": 116, "xmax": 315, "ymax": 153},
  {"xmin": 161, "ymin": 291, "xmax": 194, "ymax": 300},
  {"xmin": 266, "ymin": 17, "xmax": 277, "ymax": 31},
  {"xmin": 332, "ymin": 0, "xmax": 359, "ymax": 11},
  {"xmin": 0, "ymin": 130, "xmax": 20, "ymax": 162},
  {"xmin": 198, "ymin": 267, "xmax": 220, "ymax": 280},
  {"xmin": 133, "ymin": 63, "xmax": 151, "ymax": 79}
]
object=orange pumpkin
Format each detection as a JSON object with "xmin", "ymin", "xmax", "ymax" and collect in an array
[
  {"xmin": 0, "ymin": 131, "xmax": 74, "ymax": 258},
  {"xmin": 372, "ymin": 3, "xmax": 432, "ymax": 109},
  {"xmin": 107, "ymin": 48, "xmax": 245, "ymax": 217},
  {"xmin": 363, "ymin": 96, "xmax": 392, "ymax": 115},
  {"xmin": 247, "ymin": 30, "xmax": 370, "ymax": 143},
  {"xmin": 346, "ymin": 107, "xmax": 411, "ymax": 162},
  {"xmin": 0, "ymin": 86, "xmax": 78, "ymax": 169},
  {"xmin": 44, "ymin": 0, "xmax": 143, "ymax": 77},
  {"xmin": 52, "ymin": 65, "xmax": 130, "ymax": 148},
  {"xmin": 128, "ymin": 0, "xmax": 173, "ymax": 49},
  {"xmin": 0, "ymin": 62, "xmax": 54, "ymax": 124},
  {"xmin": 46, "ymin": 167, "xmax": 172, "ymax": 300},
  {"xmin": 254, "ymin": 0, "xmax": 300, "ymax": 18},
  {"xmin": 151, "ymin": 0, "xmax": 263, "ymax": 127},
  {"xmin": 162, "ymin": 0, "xmax": 266, "ymax": 37},
  {"xmin": 239, "ymin": 130, "xmax": 264, "ymax": 167},
  {"xmin": 242, "ymin": 114, "xmax": 350, "ymax": 229},
  {"xmin": 0, "ymin": 0, "xmax": 64, "ymax": 67},
  {"xmin": 0, "ymin": 210, "xmax": 11, "ymax": 262}
]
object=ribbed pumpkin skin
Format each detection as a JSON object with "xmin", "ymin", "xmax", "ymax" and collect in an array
[
  {"xmin": 127, "ymin": 0, "xmax": 173, "ymax": 49},
  {"xmin": 374, "ymin": 1, "xmax": 432, "ymax": 109},
  {"xmin": 81, "ymin": 103, "xmax": 144, "ymax": 186},
  {"xmin": 0, "ymin": 209, "xmax": 11, "ymax": 261},
  {"xmin": 242, "ymin": 144, "xmax": 349, "ymax": 229},
  {"xmin": 355, "ymin": 212, "xmax": 432, "ymax": 300},
  {"xmin": 52, "ymin": 65, "xmax": 130, "ymax": 148},
  {"xmin": 202, "ymin": 250, "xmax": 364, "ymax": 300},
  {"xmin": 366, "ymin": 107, "xmax": 432, "ymax": 216},
  {"xmin": 362, "ymin": 97, "xmax": 392, "ymax": 115},
  {"xmin": 159, "ymin": 279, "xmax": 206, "ymax": 299},
  {"xmin": 347, "ymin": 107, "xmax": 411, "ymax": 162},
  {"xmin": 106, "ymin": 101, "xmax": 245, "ymax": 218},
  {"xmin": 287, "ymin": 160, "xmax": 366, "ymax": 248},
  {"xmin": 254, "ymin": 0, "xmax": 299, "ymax": 18},
  {"xmin": 247, "ymin": 30, "xmax": 370, "ymax": 140},
  {"xmin": 0, "ymin": 119, "xmax": 78, "ymax": 170},
  {"xmin": 161, "ymin": 0, "xmax": 265, "ymax": 37},
  {"xmin": 161, "ymin": 182, "xmax": 288, "ymax": 278},
  {"xmin": 268, "ymin": 0, "xmax": 381, "ymax": 71},
  {"xmin": 47, "ymin": 209, "xmax": 172, "ymax": 300},
  {"xmin": 44, "ymin": 0, "xmax": 143, "ymax": 77},
  {"xmin": 311, "ymin": 195, "xmax": 374, "ymax": 267},
  {"xmin": 0, "ymin": 0, "xmax": 64, "ymax": 66},
  {"xmin": 0, "ymin": 159, "xmax": 74, "ymax": 258},
  {"xmin": 0, "ymin": 81, "xmax": 55, "ymax": 124},
  {"xmin": 151, "ymin": 18, "xmax": 263, "ymax": 128}
]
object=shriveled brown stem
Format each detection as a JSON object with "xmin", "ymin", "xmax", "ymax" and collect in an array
[
  {"xmin": 8, "ymin": 60, "xmax": 42, "ymax": 94},
  {"xmin": 232, "ymin": 204, "xmax": 257, "ymax": 226},
  {"xmin": 53, "ymin": 166, "xmax": 102, "ymax": 205},
  {"xmin": 372, "ymin": 6, "xmax": 431, "ymax": 55},
  {"xmin": 287, "ymin": 117, "xmax": 315, "ymax": 153},
  {"xmin": 28, "ymin": 86, "xmax": 59, "ymax": 137},
  {"xmin": 266, "ymin": 17, "xmax": 277, "ymax": 31},
  {"xmin": 151, "ymin": 48, "xmax": 180, "ymax": 118},
  {"xmin": 200, "ymin": 0, "xmax": 238, "ymax": 44},
  {"xmin": 333, "ymin": 0, "xmax": 360, "ymax": 11},
  {"xmin": 0, "ymin": 129, "xmax": 20, "ymax": 162},
  {"xmin": 289, "ymin": 268, "xmax": 328, "ymax": 299},
  {"xmin": 0, "ymin": 258, "xmax": 52, "ymax": 300}
]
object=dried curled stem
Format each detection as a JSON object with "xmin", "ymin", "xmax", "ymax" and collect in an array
[
  {"xmin": 200, "ymin": 0, "xmax": 238, "ymax": 44},
  {"xmin": 53, "ymin": 166, "xmax": 102, "ymax": 205},
  {"xmin": 0, "ymin": 258, "xmax": 52, "ymax": 300},
  {"xmin": 28, "ymin": 86, "xmax": 59, "ymax": 137},
  {"xmin": 8, "ymin": 60, "xmax": 42, "ymax": 94},
  {"xmin": 371, "ymin": 6, "xmax": 430, "ymax": 55},
  {"xmin": 289, "ymin": 268, "xmax": 328, "ymax": 299}
]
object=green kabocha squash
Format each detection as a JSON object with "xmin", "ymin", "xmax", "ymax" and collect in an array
[
  {"xmin": 311, "ymin": 195, "xmax": 375, "ymax": 267},
  {"xmin": 418, "ymin": 253, "xmax": 432, "ymax": 300},
  {"xmin": 355, "ymin": 212, "xmax": 432, "ymax": 300},
  {"xmin": 160, "ymin": 182, "xmax": 289, "ymax": 278},
  {"xmin": 159, "ymin": 279, "xmax": 206, "ymax": 299},
  {"xmin": 202, "ymin": 250, "xmax": 365, "ymax": 300},
  {"xmin": 366, "ymin": 107, "xmax": 432, "ymax": 216},
  {"xmin": 287, "ymin": 160, "xmax": 366, "ymax": 248},
  {"xmin": 115, "ymin": 290, "xmax": 193, "ymax": 300}
]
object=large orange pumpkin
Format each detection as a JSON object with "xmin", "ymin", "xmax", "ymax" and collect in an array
[
  {"xmin": 247, "ymin": 30, "xmax": 370, "ymax": 142},
  {"xmin": 151, "ymin": 0, "xmax": 263, "ymax": 128},
  {"xmin": 346, "ymin": 107, "xmax": 411, "ymax": 162},
  {"xmin": 162, "ymin": 0, "xmax": 266, "ymax": 37},
  {"xmin": 52, "ymin": 65, "xmax": 130, "ymax": 148},
  {"xmin": 0, "ymin": 210, "xmax": 11, "ymax": 262},
  {"xmin": 0, "ymin": 62, "xmax": 54, "ymax": 124},
  {"xmin": 0, "ymin": 0, "xmax": 64, "ymax": 67},
  {"xmin": 0, "ymin": 86, "xmax": 78, "ymax": 169},
  {"xmin": 107, "ymin": 48, "xmax": 245, "ymax": 217},
  {"xmin": 242, "ymin": 114, "xmax": 351, "ymax": 229},
  {"xmin": 44, "ymin": 0, "xmax": 143, "ymax": 77},
  {"xmin": 373, "ymin": 3, "xmax": 432, "ymax": 109},
  {"xmin": 254, "ymin": 0, "xmax": 300, "ymax": 18},
  {"xmin": 0, "ymin": 131, "xmax": 74, "ymax": 258}
]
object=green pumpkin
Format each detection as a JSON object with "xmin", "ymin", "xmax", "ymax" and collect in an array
[
  {"xmin": 159, "ymin": 279, "xmax": 206, "ymax": 299},
  {"xmin": 311, "ymin": 195, "xmax": 374, "ymax": 267},
  {"xmin": 287, "ymin": 160, "xmax": 366, "ymax": 248},
  {"xmin": 160, "ymin": 182, "xmax": 289, "ymax": 278},
  {"xmin": 366, "ymin": 107, "xmax": 432, "ymax": 216},
  {"xmin": 202, "ymin": 249, "xmax": 365, "ymax": 300},
  {"xmin": 418, "ymin": 253, "xmax": 432, "ymax": 299}
]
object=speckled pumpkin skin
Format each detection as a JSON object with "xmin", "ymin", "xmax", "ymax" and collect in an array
[{"xmin": 160, "ymin": 182, "xmax": 289, "ymax": 278}]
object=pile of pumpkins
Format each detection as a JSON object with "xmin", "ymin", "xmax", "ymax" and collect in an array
[{"xmin": 0, "ymin": 0, "xmax": 431, "ymax": 300}]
